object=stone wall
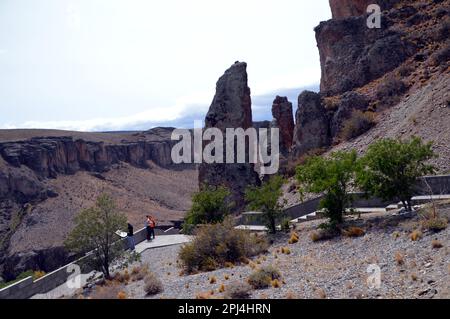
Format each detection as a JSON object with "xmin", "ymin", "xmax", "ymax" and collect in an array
[{"xmin": 0, "ymin": 226, "xmax": 177, "ymax": 299}]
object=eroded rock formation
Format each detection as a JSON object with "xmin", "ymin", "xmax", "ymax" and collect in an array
[
  {"xmin": 292, "ymin": 91, "xmax": 330, "ymax": 157},
  {"xmin": 198, "ymin": 62, "xmax": 260, "ymax": 211},
  {"xmin": 271, "ymin": 96, "xmax": 295, "ymax": 155}
]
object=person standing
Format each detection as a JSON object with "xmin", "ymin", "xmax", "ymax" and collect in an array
[
  {"xmin": 149, "ymin": 216, "xmax": 156, "ymax": 240},
  {"xmin": 145, "ymin": 216, "xmax": 151, "ymax": 241},
  {"xmin": 127, "ymin": 222, "xmax": 135, "ymax": 250}
]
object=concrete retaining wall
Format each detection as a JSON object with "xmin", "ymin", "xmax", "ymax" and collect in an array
[
  {"xmin": 0, "ymin": 225, "xmax": 177, "ymax": 299},
  {"xmin": 241, "ymin": 175, "xmax": 450, "ymax": 226}
]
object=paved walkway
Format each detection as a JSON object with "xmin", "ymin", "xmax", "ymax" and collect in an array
[
  {"xmin": 135, "ymin": 234, "xmax": 191, "ymax": 253},
  {"xmin": 31, "ymin": 235, "xmax": 191, "ymax": 299}
]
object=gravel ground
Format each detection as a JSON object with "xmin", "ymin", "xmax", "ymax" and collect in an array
[{"xmin": 81, "ymin": 208, "xmax": 449, "ymax": 299}]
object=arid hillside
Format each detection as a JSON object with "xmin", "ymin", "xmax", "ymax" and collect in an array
[{"xmin": 0, "ymin": 128, "xmax": 198, "ymax": 281}]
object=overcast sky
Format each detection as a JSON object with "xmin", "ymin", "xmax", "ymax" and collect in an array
[{"xmin": 0, "ymin": 0, "xmax": 330, "ymax": 131}]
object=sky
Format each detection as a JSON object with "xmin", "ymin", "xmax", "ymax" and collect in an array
[{"xmin": 0, "ymin": 0, "xmax": 330, "ymax": 132}]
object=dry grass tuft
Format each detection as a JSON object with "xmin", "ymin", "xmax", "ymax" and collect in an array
[
  {"xmin": 395, "ymin": 251, "xmax": 405, "ymax": 265},
  {"xmin": 209, "ymin": 276, "xmax": 217, "ymax": 284},
  {"xmin": 281, "ymin": 247, "xmax": 291, "ymax": 255},
  {"xmin": 224, "ymin": 282, "xmax": 252, "ymax": 299},
  {"xmin": 410, "ymin": 230, "xmax": 423, "ymax": 241},
  {"xmin": 343, "ymin": 226, "xmax": 365, "ymax": 237},
  {"xmin": 432, "ymin": 239, "xmax": 443, "ymax": 249},
  {"xmin": 117, "ymin": 291, "xmax": 127, "ymax": 299},
  {"xmin": 271, "ymin": 279, "xmax": 281, "ymax": 288},
  {"xmin": 218, "ymin": 284, "xmax": 225, "ymax": 293},
  {"xmin": 144, "ymin": 272, "xmax": 163, "ymax": 296},
  {"xmin": 288, "ymin": 232, "xmax": 299, "ymax": 244}
]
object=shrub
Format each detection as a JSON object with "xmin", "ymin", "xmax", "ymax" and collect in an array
[
  {"xmin": 183, "ymin": 186, "xmax": 233, "ymax": 233},
  {"xmin": 248, "ymin": 265, "xmax": 281, "ymax": 289},
  {"xmin": 281, "ymin": 218, "xmax": 291, "ymax": 232},
  {"xmin": 114, "ymin": 270, "xmax": 130, "ymax": 283},
  {"xmin": 90, "ymin": 284, "xmax": 122, "ymax": 299},
  {"xmin": 342, "ymin": 227, "xmax": 365, "ymax": 237},
  {"xmin": 410, "ymin": 230, "xmax": 423, "ymax": 241},
  {"xmin": 271, "ymin": 279, "xmax": 281, "ymax": 288},
  {"xmin": 288, "ymin": 232, "xmax": 299, "ymax": 244},
  {"xmin": 178, "ymin": 218, "xmax": 269, "ymax": 274},
  {"xmin": 310, "ymin": 228, "xmax": 339, "ymax": 242},
  {"xmin": 340, "ymin": 110, "xmax": 376, "ymax": 141},
  {"xmin": 64, "ymin": 193, "xmax": 127, "ymax": 279},
  {"xmin": 218, "ymin": 284, "xmax": 225, "ymax": 293},
  {"xmin": 209, "ymin": 276, "xmax": 217, "ymax": 284},
  {"xmin": 422, "ymin": 217, "xmax": 448, "ymax": 232},
  {"xmin": 281, "ymin": 247, "xmax": 291, "ymax": 255},
  {"xmin": 131, "ymin": 264, "xmax": 149, "ymax": 281},
  {"xmin": 395, "ymin": 252, "xmax": 404, "ymax": 265},
  {"xmin": 357, "ymin": 137, "xmax": 436, "ymax": 212},
  {"xmin": 431, "ymin": 43, "xmax": 450, "ymax": 67},
  {"xmin": 296, "ymin": 151, "xmax": 358, "ymax": 229},
  {"xmin": 224, "ymin": 282, "xmax": 252, "ymax": 299},
  {"xmin": 376, "ymin": 76, "xmax": 407, "ymax": 107},
  {"xmin": 432, "ymin": 239, "xmax": 443, "ymax": 249},
  {"xmin": 245, "ymin": 175, "xmax": 286, "ymax": 234},
  {"xmin": 33, "ymin": 270, "xmax": 46, "ymax": 280},
  {"xmin": 143, "ymin": 272, "xmax": 163, "ymax": 296}
]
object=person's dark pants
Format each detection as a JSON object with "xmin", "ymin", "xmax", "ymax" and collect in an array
[
  {"xmin": 149, "ymin": 227, "xmax": 155, "ymax": 239},
  {"xmin": 146, "ymin": 226, "xmax": 151, "ymax": 241},
  {"xmin": 127, "ymin": 235, "xmax": 135, "ymax": 250}
]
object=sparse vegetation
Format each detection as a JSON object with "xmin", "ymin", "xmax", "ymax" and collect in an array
[
  {"xmin": 178, "ymin": 218, "xmax": 268, "ymax": 274},
  {"xmin": 64, "ymin": 193, "xmax": 127, "ymax": 279},
  {"xmin": 296, "ymin": 150, "xmax": 358, "ymax": 230},
  {"xmin": 342, "ymin": 226, "xmax": 365, "ymax": 237},
  {"xmin": 432, "ymin": 239, "xmax": 443, "ymax": 249},
  {"xmin": 245, "ymin": 175, "xmax": 286, "ymax": 234},
  {"xmin": 376, "ymin": 76, "xmax": 407, "ymax": 107},
  {"xmin": 143, "ymin": 272, "xmax": 164, "ymax": 296},
  {"xmin": 422, "ymin": 217, "xmax": 448, "ymax": 232},
  {"xmin": 357, "ymin": 137, "xmax": 436, "ymax": 212},
  {"xmin": 288, "ymin": 232, "xmax": 299, "ymax": 244},
  {"xmin": 410, "ymin": 230, "xmax": 422, "ymax": 241},
  {"xmin": 395, "ymin": 252, "xmax": 405, "ymax": 265},
  {"xmin": 340, "ymin": 110, "xmax": 376, "ymax": 140},
  {"xmin": 247, "ymin": 265, "xmax": 281, "ymax": 290},
  {"xmin": 224, "ymin": 282, "xmax": 252, "ymax": 299}
]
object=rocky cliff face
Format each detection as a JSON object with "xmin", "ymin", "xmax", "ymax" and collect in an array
[
  {"xmin": 315, "ymin": 10, "xmax": 416, "ymax": 95},
  {"xmin": 289, "ymin": 0, "xmax": 450, "ymax": 158},
  {"xmin": 199, "ymin": 62, "xmax": 260, "ymax": 211},
  {"xmin": 329, "ymin": 0, "xmax": 398, "ymax": 19},
  {"xmin": 0, "ymin": 136, "xmax": 176, "ymax": 179},
  {"xmin": 0, "ymin": 128, "xmax": 194, "ymax": 280}
]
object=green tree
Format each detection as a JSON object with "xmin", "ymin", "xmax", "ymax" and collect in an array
[
  {"xmin": 65, "ymin": 193, "xmax": 127, "ymax": 279},
  {"xmin": 357, "ymin": 137, "xmax": 435, "ymax": 211},
  {"xmin": 183, "ymin": 185, "xmax": 233, "ymax": 232},
  {"xmin": 296, "ymin": 151, "xmax": 358, "ymax": 229},
  {"xmin": 245, "ymin": 175, "xmax": 285, "ymax": 234}
]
